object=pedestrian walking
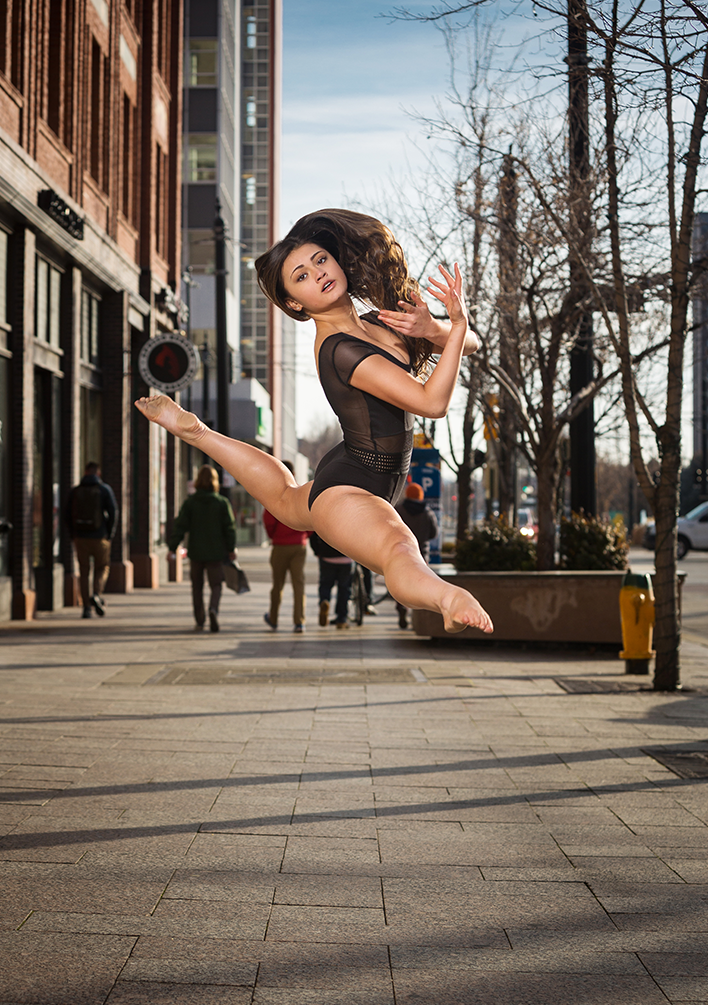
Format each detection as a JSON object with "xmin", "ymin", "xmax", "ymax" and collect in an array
[
  {"xmin": 310, "ymin": 532, "xmax": 352, "ymax": 630},
  {"xmin": 135, "ymin": 208, "xmax": 493, "ymax": 635},
  {"xmin": 263, "ymin": 462, "xmax": 309, "ymax": 633},
  {"xmin": 394, "ymin": 482, "xmax": 439, "ymax": 628},
  {"xmin": 167, "ymin": 465, "xmax": 236, "ymax": 633},
  {"xmin": 65, "ymin": 462, "xmax": 117, "ymax": 619}
]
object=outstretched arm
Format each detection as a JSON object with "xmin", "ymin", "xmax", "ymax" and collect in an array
[
  {"xmin": 350, "ymin": 264, "xmax": 470, "ymax": 419},
  {"xmin": 377, "ymin": 289, "xmax": 480, "ymax": 356}
]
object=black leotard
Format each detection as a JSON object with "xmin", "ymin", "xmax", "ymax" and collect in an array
[{"xmin": 308, "ymin": 328, "xmax": 414, "ymax": 510}]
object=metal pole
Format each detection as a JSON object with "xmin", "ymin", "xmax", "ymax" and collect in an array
[
  {"xmin": 202, "ymin": 338, "xmax": 211, "ymax": 465},
  {"xmin": 567, "ymin": 0, "xmax": 596, "ymax": 515},
  {"xmin": 183, "ymin": 267, "xmax": 193, "ymax": 480},
  {"xmin": 214, "ymin": 200, "xmax": 229, "ymax": 440}
]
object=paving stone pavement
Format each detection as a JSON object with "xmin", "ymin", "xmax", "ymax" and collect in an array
[{"xmin": 1, "ymin": 546, "xmax": 708, "ymax": 1004}]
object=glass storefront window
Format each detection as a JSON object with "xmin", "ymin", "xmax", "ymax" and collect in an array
[
  {"xmin": 80, "ymin": 386, "xmax": 103, "ymax": 471},
  {"xmin": 0, "ymin": 229, "xmax": 7, "ymax": 326},
  {"xmin": 186, "ymin": 228, "xmax": 215, "ymax": 273},
  {"xmin": 35, "ymin": 257, "xmax": 62, "ymax": 347},
  {"xmin": 81, "ymin": 289, "xmax": 100, "ymax": 365},
  {"xmin": 0, "ymin": 356, "xmax": 9, "ymax": 578}
]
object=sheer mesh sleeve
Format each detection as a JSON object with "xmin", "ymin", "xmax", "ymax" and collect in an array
[{"xmin": 321, "ymin": 336, "xmax": 380, "ymax": 387}]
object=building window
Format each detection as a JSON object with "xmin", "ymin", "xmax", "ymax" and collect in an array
[
  {"xmin": 88, "ymin": 36, "xmax": 108, "ymax": 190},
  {"xmin": 244, "ymin": 175, "xmax": 256, "ymax": 205},
  {"xmin": 122, "ymin": 93, "xmax": 136, "ymax": 224},
  {"xmin": 0, "ymin": 0, "xmax": 25, "ymax": 89},
  {"xmin": 246, "ymin": 16, "xmax": 256, "ymax": 48},
  {"xmin": 35, "ymin": 257, "xmax": 62, "ymax": 349},
  {"xmin": 155, "ymin": 145, "xmax": 168, "ymax": 258},
  {"xmin": 81, "ymin": 289, "xmax": 100, "ymax": 365},
  {"xmin": 186, "ymin": 134, "xmax": 217, "ymax": 182},
  {"xmin": 245, "ymin": 97, "xmax": 256, "ymax": 127},
  {"xmin": 46, "ymin": 0, "xmax": 63, "ymax": 135},
  {"xmin": 156, "ymin": 0, "xmax": 171, "ymax": 83},
  {"xmin": 186, "ymin": 39, "xmax": 218, "ymax": 86}
]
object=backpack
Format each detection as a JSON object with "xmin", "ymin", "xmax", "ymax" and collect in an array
[{"xmin": 71, "ymin": 484, "xmax": 104, "ymax": 532}]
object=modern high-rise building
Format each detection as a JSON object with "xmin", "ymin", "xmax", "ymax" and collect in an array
[{"xmin": 182, "ymin": 0, "xmax": 300, "ymax": 542}]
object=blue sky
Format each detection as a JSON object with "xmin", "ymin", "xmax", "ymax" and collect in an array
[
  {"xmin": 280, "ymin": 0, "xmax": 455, "ymax": 232},
  {"xmin": 281, "ymin": 1, "xmax": 457, "ymax": 433}
]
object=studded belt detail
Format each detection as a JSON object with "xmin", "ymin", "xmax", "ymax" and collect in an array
[{"xmin": 347, "ymin": 446, "xmax": 405, "ymax": 473}]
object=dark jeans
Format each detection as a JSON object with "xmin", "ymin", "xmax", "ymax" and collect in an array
[
  {"xmin": 318, "ymin": 560, "xmax": 352, "ymax": 624},
  {"xmin": 190, "ymin": 559, "xmax": 223, "ymax": 626}
]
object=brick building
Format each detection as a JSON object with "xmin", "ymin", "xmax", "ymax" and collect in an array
[{"xmin": 0, "ymin": 0, "xmax": 184, "ymax": 620}]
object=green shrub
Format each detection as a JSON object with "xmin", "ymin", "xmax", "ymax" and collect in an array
[
  {"xmin": 454, "ymin": 517, "xmax": 537, "ymax": 572},
  {"xmin": 559, "ymin": 512, "xmax": 629, "ymax": 570}
]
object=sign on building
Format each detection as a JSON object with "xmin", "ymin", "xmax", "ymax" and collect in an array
[{"xmin": 138, "ymin": 333, "xmax": 200, "ymax": 394}]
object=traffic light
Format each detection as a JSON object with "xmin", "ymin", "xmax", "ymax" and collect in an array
[{"xmin": 483, "ymin": 394, "xmax": 499, "ymax": 440}]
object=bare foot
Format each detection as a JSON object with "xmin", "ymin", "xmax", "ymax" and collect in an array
[
  {"xmin": 134, "ymin": 395, "xmax": 207, "ymax": 444},
  {"xmin": 441, "ymin": 585, "xmax": 494, "ymax": 635}
]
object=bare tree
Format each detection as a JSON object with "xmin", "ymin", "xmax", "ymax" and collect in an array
[
  {"xmin": 387, "ymin": 0, "xmax": 708, "ymax": 688},
  {"xmin": 298, "ymin": 422, "xmax": 341, "ymax": 473}
]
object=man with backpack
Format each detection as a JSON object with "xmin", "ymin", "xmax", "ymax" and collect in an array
[{"xmin": 65, "ymin": 462, "xmax": 117, "ymax": 619}]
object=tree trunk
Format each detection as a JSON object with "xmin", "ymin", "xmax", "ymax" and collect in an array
[
  {"xmin": 498, "ymin": 152, "xmax": 520, "ymax": 522},
  {"xmin": 652, "ymin": 463, "xmax": 680, "ymax": 690},
  {"xmin": 536, "ymin": 456, "xmax": 557, "ymax": 571},
  {"xmin": 456, "ymin": 383, "xmax": 476, "ymax": 542}
]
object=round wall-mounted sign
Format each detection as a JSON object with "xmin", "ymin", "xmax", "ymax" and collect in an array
[{"xmin": 138, "ymin": 333, "xmax": 200, "ymax": 393}]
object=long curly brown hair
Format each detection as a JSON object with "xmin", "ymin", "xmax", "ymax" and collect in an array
[{"xmin": 254, "ymin": 209, "xmax": 434, "ymax": 374}]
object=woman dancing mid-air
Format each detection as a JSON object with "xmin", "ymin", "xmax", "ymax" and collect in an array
[{"xmin": 135, "ymin": 209, "xmax": 493, "ymax": 634}]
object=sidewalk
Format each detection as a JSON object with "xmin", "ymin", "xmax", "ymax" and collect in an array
[{"xmin": 1, "ymin": 546, "xmax": 708, "ymax": 1004}]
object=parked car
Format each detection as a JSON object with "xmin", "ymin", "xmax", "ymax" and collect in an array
[
  {"xmin": 642, "ymin": 500, "xmax": 708, "ymax": 559},
  {"xmin": 517, "ymin": 508, "xmax": 538, "ymax": 539}
]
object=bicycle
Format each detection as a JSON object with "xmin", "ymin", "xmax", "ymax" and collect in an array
[
  {"xmin": 348, "ymin": 563, "xmax": 367, "ymax": 626},
  {"xmin": 348, "ymin": 564, "xmax": 392, "ymax": 625}
]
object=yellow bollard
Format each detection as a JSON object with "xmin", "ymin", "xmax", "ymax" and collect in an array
[{"xmin": 619, "ymin": 572, "xmax": 655, "ymax": 675}]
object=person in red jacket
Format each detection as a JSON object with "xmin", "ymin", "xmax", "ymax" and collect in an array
[{"xmin": 263, "ymin": 461, "xmax": 309, "ymax": 633}]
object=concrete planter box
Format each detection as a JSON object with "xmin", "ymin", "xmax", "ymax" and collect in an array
[{"xmin": 412, "ymin": 568, "xmax": 626, "ymax": 644}]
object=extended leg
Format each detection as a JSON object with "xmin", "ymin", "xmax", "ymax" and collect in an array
[
  {"xmin": 135, "ymin": 396, "xmax": 313, "ymax": 531},
  {"xmin": 310, "ymin": 487, "xmax": 493, "ymax": 634}
]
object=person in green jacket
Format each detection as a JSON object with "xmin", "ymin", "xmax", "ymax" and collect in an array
[{"xmin": 168, "ymin": 465, "xmax": 237, "ymax": 632}]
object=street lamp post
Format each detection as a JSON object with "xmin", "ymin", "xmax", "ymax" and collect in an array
[{"xmin": 214, "ymin": 201, "xmax": 229, "ymax": 442}]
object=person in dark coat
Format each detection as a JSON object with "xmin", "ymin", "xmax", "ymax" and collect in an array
[
  {"xmin": 168, "ymin": 465, "xmax": 237, "ymax": 632},
  {"xmin": 310, "ymin": 532, "xmax": 352, "ymax": 630},
  {"xmin": 394, "ymin": 482, "xmax": 439, "ymax": 629},
  {"xmin": 65, "ymin": 462, "xmax": 118, "ymax": 619}
]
